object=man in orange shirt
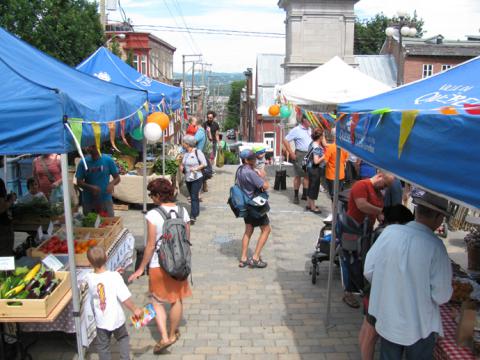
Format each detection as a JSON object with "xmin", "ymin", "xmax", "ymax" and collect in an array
[{"xmin": 323, "ymin": 129, "xmax": 349, "ymax": 199}]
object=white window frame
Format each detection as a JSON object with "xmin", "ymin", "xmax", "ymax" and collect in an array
[
  {"xmin": 422, "ymin": 64, "xmax": 433, "ymax": 78},
  {"xmin": 263, "ymin": 132, "xmax": 276, "ymax": 156},
  {"xmin": 133, "ymin": 54, "xmax": 139, "ymax": 72},
  {"xmin": 441, "ymin": 64, "xmax": 452, "ymax": 71},
  {"xmin": 140, "ymin": 54, "xmax": 147, "ymax": 75}
]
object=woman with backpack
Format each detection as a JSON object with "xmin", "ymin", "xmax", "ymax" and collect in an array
[
  {"xmin": 179, "ymin": 135, "xmax": 207, "ymax": 224},
  {"xmin": 129, "ymin": 178, "xmax": 192, "ymax": 354},
  {"xmin": 305, "ymin": 127, "xmax": 326, "ymax": 214}
]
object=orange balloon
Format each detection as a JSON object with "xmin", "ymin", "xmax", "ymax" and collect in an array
[
  {"xmin": 268, "ymin": 104, "xmax": 280, "ymax": 116},
  {"xmin": 147, "ymin": 112, "xmax": 170, "ymax": 130}
]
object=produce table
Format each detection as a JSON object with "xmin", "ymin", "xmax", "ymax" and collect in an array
[
  {"xmin": 434, "ymin": 303, "xmax": 476, "ymax": 360},
  {"xmin": 19, "ymin": 228, "xmax": 135, "ymax": 347}
]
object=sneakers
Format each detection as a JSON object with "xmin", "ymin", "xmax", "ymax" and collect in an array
[
  {"xmin": 293, "ymin": 196, "xmax": 300, "ymax": 204},
  {"xmin": 323, "ymin": 213, "xmax": 333, "ymax": 222}
]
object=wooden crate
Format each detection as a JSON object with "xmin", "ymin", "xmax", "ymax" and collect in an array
[
  {"xmin": 0, "ymin": 271, "xmax": 71, "ymax": 318},
  {"xmin": 31, "ymin": 237, "xmax": 105, "ymax": 267},
  {"xmin": 99, "ymin": 217, "xmax": 123, "ymax": 249}
]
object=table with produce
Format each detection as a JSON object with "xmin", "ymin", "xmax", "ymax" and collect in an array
[
  {"xmin": 434, "ymin": 246, "xmax": 480, "ymax": 360},
  {"xmin": 0, "ymin": 211, "xmax": 135, "ymax": 348}
]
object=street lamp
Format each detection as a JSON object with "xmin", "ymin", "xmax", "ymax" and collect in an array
[{"xmin": 385, "ymin": 10, "xmax": 417, "ymax": 86}]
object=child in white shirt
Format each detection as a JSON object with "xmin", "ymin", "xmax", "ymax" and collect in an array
[
  {"xmin": 86, "ymin": 246, "xmax": 142, "ymax": 360},
  {"xmin": 252, "ymin": 145, "xmax": 267, "ymax": 178},
  {"xmin": 19, "ymin": 178, "xmax": 48, "ymax": 204}
]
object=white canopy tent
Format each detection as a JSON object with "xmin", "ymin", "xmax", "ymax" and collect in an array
[{"xmin": 279, "ymin": 56, "xmax": 391, "ymax": 105}]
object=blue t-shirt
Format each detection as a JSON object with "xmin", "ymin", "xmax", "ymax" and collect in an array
[
  {"xmin": 195, "ymin": 127, "xmax": 207, "ymax": 152},
  {"xmin": 359, "ymin": 162, "xmax": 376, "ymax": 178},
  {"xmin": 76, "ymin": 155, "xmax": 118, "ymax": 204},
  {"xmin": 236, "ymin": 165, "xmax": 265, "ymax": 198}
]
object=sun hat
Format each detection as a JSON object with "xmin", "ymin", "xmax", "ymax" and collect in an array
[
  {"xmin": 412, "ymin": 191, "xmax": 450, "ymax": 216},
  {"xmin": 252, "ymin": 145, "xmax": 266, "ymax": 155},
  {"xmin": 239, "ymin": 149, "xmax": 255, "ymax": 160}
]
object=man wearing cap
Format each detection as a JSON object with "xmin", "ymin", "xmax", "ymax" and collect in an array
[
  {"xmin": 237, "ymin": 149, "xmax": 271, "ymax": 269},
  {"xmin": 283, "ymin": 114, "xmax": 312, "ymax": 204},
  {"xmin": 364, "ymin": 192, "xmax": 453, "ymax": 359}
]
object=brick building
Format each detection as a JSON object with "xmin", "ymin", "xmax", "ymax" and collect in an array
[
  {"xmin": 106, "ymin": 23, "xmax": 176, "ymax": 83},
  {"xmin": 381, "ymin": 34, "xmax": 480, "ymax": 84}
]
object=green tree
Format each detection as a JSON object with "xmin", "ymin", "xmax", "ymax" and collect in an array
[
  {"xmin": 109, "ymin": 36, "xmax": 122, "ymax": 58},
  {"xmin": 354, "ymin": 12, "xmax": 424, "ymax": 55},
  {"xmin": 223, "ymin": 80, "xmax": 245, "ymax": 130},
  {"xmin": 126, "ymin": 49, "xmax": 135, "ymax": 67},
  {"xmin": 0, "ymin": 0, "xmax": 104, "ymax": 66}
]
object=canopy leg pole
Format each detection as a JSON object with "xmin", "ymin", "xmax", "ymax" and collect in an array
[
  {"xmin": 325, "ymin": 144, "xmax": 341, "ymax": 329},
  {"xmin": 142, "ymin": 138, "xmax": 148, "ymax": 247},
  {"xmin": 60, "ymin": 154, "xmax": 84, "ymax": 359},
  {"xmin": 162, "ymin": 132, "xmax": 166, "ymax": 176},
  {"xmin": 3, "ymin": 156, "xmax": 7, "ymax": 185}
]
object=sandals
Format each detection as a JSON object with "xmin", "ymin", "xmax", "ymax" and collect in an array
[
  {"xmin": 238, "ymin": 259, "xmax": 249, "ymax": 268},
  {"xmin": 249, "ymin": 257, "xmax": 267, "ymax": 269},
  {"xmin": 306, "ymin": 206, "xmax": 322, "ymax": 214},
  {"xmin": 153, "ymin": 337, "xmax": 176, "ymax": 354},
  {"xmin": 343, "ymin": 293, "xmax": 360, "ymax": 309}
]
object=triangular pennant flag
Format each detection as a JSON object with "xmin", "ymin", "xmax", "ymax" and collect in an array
[
  {"xmin": 69, "ymin": 120, "xmax": 83, "ymax": 147},
  {"xmin": 108, "ymin": 122, "xmax": 120, "ymax": 152},
  {"xmin": 306, "ymin": 111, "xmax": 321, "ymax": 128},
  {"xmin": 317, "ymin": 113, "xmax": 331, "ymax": 130},
  {"xmin": 350, "ymin": 113, "xmax": 360, "ymax": 144},
  {"xmin": 120, "ymin": 120, "xmax": 130, "ymax": 147},
  {"xmin": 371, "ymin": 107, "xmax": 392, "ymax": 115},
  {"xmin": 143, "ymin": 101, "xmax": 149, "ymax": 112},
  {"xmin": 137, "ymin": 110, "xmax": 144, "ymax": 125},
  {"xmin": 91, "ymin": 122, "xmax": 102, "ymax": 154},
  {"xmin": 439, "ymin": 106, "xmax": 459, "ymax": 115},
  {"xmin": 398, "ymin": 110, "xmax": 419, "ymax": 158}
]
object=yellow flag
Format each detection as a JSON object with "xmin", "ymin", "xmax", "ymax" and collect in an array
[
  {"xmin": 92, "ymin": 123, "xmax": 102, "ymax": 155},
  {"xmin": 398, "ymin": 110, "xmax": 419, "ymax": 158}
]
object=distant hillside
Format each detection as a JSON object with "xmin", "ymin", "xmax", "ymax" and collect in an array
[{"xmin": 173, "ymin": 72, "xmax": 244, "ymax": 96}]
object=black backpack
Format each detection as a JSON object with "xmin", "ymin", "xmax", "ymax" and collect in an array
[
  {"xmin": 301, "ymin": 145, "xmax": 316, "ymax": 172},
  {"xmin": 195, "ymin": 149, "xmax": 213, "ymax": 180},
  {"xmin": 155, "ymin": 207, "xmax": 192, "ymax": 281}
]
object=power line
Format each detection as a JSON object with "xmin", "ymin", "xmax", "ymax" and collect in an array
[
  {"xmin": 133, "ymin": 24, "xmax": 285, "ymax": 37},
  {"xmin": 170, "ymin": 0, "xmax": 202, "ymax": 55},
  {"xmin": 161, "ymin": 0, "xmax": 198, "ymax": 54}
]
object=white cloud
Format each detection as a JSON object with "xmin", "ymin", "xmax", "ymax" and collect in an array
[{"xmin": 355, "ymin": 0, "xmax": 480, "ymax": 40}]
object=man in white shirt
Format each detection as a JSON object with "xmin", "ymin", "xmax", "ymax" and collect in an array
[
  {"xmin": 364, "ymin": 191, "xmax": 453, "ymax": 359},
  {"xmin": 282, "ymin": 115, "xmax": 312, "ymax": 204}
]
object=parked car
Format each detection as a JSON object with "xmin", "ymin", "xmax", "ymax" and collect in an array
[{"xmin": 226, "ymin": 129, "xmax": 236, "ymax": 140}]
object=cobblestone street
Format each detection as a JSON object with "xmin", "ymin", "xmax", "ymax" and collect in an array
[{"xmin": 32, "ymin": 165, "xmax": 363, "ymax": 359}]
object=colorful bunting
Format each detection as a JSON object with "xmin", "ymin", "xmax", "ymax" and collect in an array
[
  {"xmin": 371, "ymin": 107, "xmax": 392, "ymax": 115},
  {"xmin": 317, "ymin": 113, "xmax": 331, "ymax": 130},
  {"xmin": 463, "ymin": 104, "xmax": 480, "ymax": 115},
  {"xmin": 398, "ymin": 110, "xmax": 419, "ymax": 158},
  {"xmin": 108, "ymin": 122, "xmax": 120, "ymax": 152},
  {"xmin": 92, "ymin": 123, "xmax": 102, "ymax": 154},
  {"xmin": 69, "ymin": 120, "xmax": 83, "ymax": 147},
  {"xmin": 120, "ymin": 120, "xmax": 130, "ymax": 147}
]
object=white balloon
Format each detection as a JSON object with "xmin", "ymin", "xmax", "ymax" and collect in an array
[{"xmin": 144, "ymin": 122, "xmax": 162, "ymax": 142}]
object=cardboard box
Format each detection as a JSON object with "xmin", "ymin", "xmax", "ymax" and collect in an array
[{"xmin": 0, "ymin": 271, "xmax": 70, "ymax": 318}]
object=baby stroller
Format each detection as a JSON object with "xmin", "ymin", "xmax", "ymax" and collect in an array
[{"xmin": 309, "ymin": 189, "xmax": 350, "ymax": 284}]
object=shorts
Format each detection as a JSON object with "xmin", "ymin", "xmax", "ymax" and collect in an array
[
  {"xmin": 244, "ymin": 214, "xmax": 270, "ymax": 227},
  {"xmin": 293, "ymin": 150, "xmax": 308, "ymax": 177}
]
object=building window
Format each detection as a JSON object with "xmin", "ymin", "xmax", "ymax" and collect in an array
[
  {"xmin": 133, "ymin": 54, "xmax": 139, "ymax": 72},
  {"xmin": 422, "ymin": 64, "xmax": 433, "ymax": 78},
  {"xmin": 264, "ymin": 132, "xmax": 276, "ymax": 156},
  {"xmin": 441, "ymin": 64, "xmax": 452, "ymax": 71},
  {"xmin": 140, "ymin": 54, "xmax": 147, "ymax": 75}
]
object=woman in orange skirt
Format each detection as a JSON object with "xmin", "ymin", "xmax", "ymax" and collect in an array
[{"xmin": 129, "ymin": 178, "xmax": 192, "ymax": 354}]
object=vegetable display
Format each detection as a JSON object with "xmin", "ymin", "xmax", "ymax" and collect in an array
[
  {"xmin": 38, "ymin": 235, "xmax": 98, "ymax": 254},
  {"xmin": 0, "ymin": 264, "xmax": 60, "ymax": 299},
  {"xmin": 82, "ymin": 212, "xmax": 102, "ymax": 227},
  {"xmin": 153, "ymin": 158, "xmax": 179, "ymax": 175}
]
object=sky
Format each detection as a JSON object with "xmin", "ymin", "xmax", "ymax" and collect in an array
[{"xmin": 109, "ymin": 0, "xmax": 480, "ymax": 73}]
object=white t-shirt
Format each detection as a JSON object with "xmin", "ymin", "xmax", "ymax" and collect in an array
[
  {"xmin": 86, "ymin": 271, "xmax": 132, "ymax": 331},
  {"xmin": 145, "ymin": 205, "xmax": 190, "ymax": 268},
  {"xmin": 19, "ymin": 192, "xmax": 48, "ymax": 204}
]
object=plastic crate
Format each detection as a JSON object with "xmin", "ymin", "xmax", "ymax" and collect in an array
[{"xmin": 18, "ymin": 158, "xmax": 34, "ymax": 179}]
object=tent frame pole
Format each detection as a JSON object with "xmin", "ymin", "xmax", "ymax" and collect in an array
[
  {"xmin": 162, "ymin": 132, "xmax": 166, "ymax": 176},
  {"xmin": 60, "ymin": 154, "xmax": 84, "ymax": 359},
  {"xmin": 142, "ymin": 138, "xmax": 148, "ymax": 247},
  {"xmin": 325, "ymin": 144, "xmax": 341, "ymax": 328}
]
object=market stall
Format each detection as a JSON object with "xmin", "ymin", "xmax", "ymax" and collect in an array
[
  {"xmin": 330, "ymin": 55, "xmax": 480, "ymax": 357},
  {"xmin": 0, "ymin": 25, "xmax": 148, "ymax": 359}
]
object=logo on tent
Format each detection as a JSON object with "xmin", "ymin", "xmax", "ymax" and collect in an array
[
  {"xmin": 136, "ymin": 75, "xmax": 152, "ymax": 87},
  {"xmin": 94, "ymin": 72, "xmax": 112, "ymax": 82}
]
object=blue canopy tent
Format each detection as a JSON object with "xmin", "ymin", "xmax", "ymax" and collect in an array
[
  {"xmin": 77, "ymin": 47, "xmax": 182, "ymax": 111},
  {"xmin": 0, "ymin": 26, "xmax": 148, "ymax": 359},
  {"xmin": 322, "ymin": 56, "xmax": 480, "ymax": 327}
]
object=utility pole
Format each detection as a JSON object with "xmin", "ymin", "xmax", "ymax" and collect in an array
[
  {"xmin": 182, "ymin": 54, "xmax": 202, "ymax": 129},
  {"xmin": 100, "ymin": 0, "xmax": 106, "ymax": 30},
  {"xmin": 191, "ymin": 62, "xmax": 196, "ymax": 117}
]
